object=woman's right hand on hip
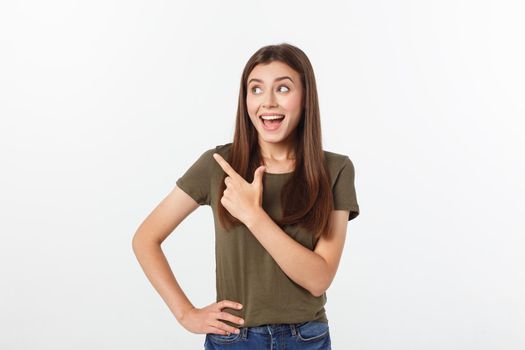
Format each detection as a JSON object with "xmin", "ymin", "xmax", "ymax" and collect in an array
[{"xmin": 179, "ymin": 299, "xmax": 245, "ymax": 335}]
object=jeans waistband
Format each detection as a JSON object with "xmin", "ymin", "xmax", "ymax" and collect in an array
[{"xmin": 238, "ymin": 322, "xmax": 308, "ymax": 336}]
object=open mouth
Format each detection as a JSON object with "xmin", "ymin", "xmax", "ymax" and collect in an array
[{"xmin": 259, "ymin": 114, "xmax": 285, "ymax": 131}]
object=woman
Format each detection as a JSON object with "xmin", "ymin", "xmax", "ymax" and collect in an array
[{"xmin": 132, "ymin": 43, "xmax": 360, "ymax": 349}]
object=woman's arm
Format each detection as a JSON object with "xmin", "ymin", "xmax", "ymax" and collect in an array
[
  {"xmin": 210, "ymin": 152, "xmax": 351, "ymax": 297},
  {"xmin": 245, "ymin": 209, "xmax": 350, "ymax": 297},
  {"xmin": 132, "ymin": 185, "xmax": 200, "ymax": 321}
]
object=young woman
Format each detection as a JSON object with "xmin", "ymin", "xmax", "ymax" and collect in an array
[{"xmin": 132, "ymin": 43, "xmax": 360, "ymax": 349}]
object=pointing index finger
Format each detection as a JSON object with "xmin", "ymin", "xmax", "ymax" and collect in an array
[{"xmin": 213, "ymin": 153, "xmax": 241, "ymax": 180}]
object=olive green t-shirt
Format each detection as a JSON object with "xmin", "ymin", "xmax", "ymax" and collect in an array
[{"xmin": 176, "ymin": 142, "xmax": 359, "ymax": 327}]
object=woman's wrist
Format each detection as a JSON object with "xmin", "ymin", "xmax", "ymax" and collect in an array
[{"xmin": 175, "ymin": 303, "xmax": 196, "ymax": 323}]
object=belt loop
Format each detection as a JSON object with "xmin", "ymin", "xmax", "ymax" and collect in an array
[
  {"xmin": 241, "ymin": 327, "xmax": 248, "ymax": 339},
  {"xmin": 290, "ymin": 323, "xmax": 297, "ymax": 336}
]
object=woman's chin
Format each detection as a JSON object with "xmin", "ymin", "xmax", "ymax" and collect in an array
[{"xmin": 259, "ymin": 131, "xmax": 292, "ymax": 144}]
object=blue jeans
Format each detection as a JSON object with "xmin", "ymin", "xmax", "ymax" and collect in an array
[{"xmin": 204, "ymin": 320, "xmax": 331, "ymax": 349}]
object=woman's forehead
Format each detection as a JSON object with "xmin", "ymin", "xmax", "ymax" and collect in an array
[{"xmin": 248, "ymin": 61, "xmax": 299, "ymax": 82}]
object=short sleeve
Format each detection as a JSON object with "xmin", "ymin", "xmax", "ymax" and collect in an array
[
  {"xmin": 332, "ymin": 156, "xmax": 360, "ymax": 221},
  {"xmin": 175, "ymin": 148, "xmax": 214, "ymax": 206}
]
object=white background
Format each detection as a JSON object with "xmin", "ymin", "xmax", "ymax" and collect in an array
[{"xmin": 1, "ymin": 1, "xmax": 524, "ymax": 349}]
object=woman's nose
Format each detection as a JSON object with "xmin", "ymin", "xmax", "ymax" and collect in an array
[{"xmin": 262, "ymin": 91, "xmax": 277, "ymax": 108}]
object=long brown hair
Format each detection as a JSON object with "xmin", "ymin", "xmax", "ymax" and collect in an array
[{"xmin": 217, "ymin": 43, "xmax": 334, "ymax": 240}]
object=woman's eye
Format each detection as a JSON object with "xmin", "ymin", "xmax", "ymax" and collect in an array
[{"xmin": 251, "ymin": 85, "xmax": 289, "ymax": 94}]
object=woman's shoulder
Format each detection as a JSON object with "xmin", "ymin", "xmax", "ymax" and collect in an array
[
  {"xmin": 190, "ymin": 143, "xmax": 232, "ymax": 171},
  {"xmin": 323, "ymin": 150, "xmax": 354, "ymax": 175},
  {"xmin": 214, "ymin": 142, "xmax": 233, "ymax": 155},
  {"xmin": 323, "ymin": 149, "xmax": 354, "ymax": 168}
]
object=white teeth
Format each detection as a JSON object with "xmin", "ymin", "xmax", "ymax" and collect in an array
[{"xmin": 260, "ymin": 115, "xmax": 285, "ymax": 120}]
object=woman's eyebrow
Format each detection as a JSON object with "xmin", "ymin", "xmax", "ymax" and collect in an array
[{"xmin": 248, "ymin": 76, "xmax": 294, "ymax": 84}]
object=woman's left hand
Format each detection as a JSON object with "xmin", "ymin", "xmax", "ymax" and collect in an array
[{"xmin": 212, "ymin": 153, "xmax": 265, "ymax": 226}]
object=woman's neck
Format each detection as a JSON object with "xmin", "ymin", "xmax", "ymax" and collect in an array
[{"xmin": 258, "ymin": 136, "xmax": 297, "ymax": 161}]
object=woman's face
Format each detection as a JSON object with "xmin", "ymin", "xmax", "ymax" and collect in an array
[{"xmin": 246, "ymin": 61, "xmax": 304, "ymax": 145}]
